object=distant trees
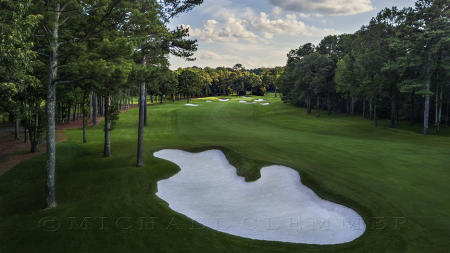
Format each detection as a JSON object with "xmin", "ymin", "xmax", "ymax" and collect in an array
[
  {"xmin": 177, "ymin": 69, "xmax": 201, "ymax": 102},
  {"xmin": 279, "ymin": 0, "xmax": 449, "ymax": 134},
  {"xmin": 172, "ymin": 65, "xmax": 282, "ymax": 98}
]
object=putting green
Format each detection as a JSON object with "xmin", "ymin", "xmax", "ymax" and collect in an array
[{"xmin": 0, "ymin": 96, "xmax": 449, "ymax": 253}]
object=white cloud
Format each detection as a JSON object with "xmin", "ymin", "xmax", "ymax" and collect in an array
[
  {"xmin": 249, "ymin": 12, "xmax": 339, "ymax": 39},
  {"xmin": 186, "ymin": 15, "xmax": 259, "ymax": 43},
  {"xmin": 272, "ymin": 6, "xmax": 283, "ymax": 16},
  {"xmin": 197, "ymin": 50, "xmax": 237, "ymax": 61},
  {"xmin": 186, "ymin": 8, "xmax": 340, "ymax": 44},
  {"xmin": 268, "ymin": 0, "xmax": 374, "ymax": 16}
]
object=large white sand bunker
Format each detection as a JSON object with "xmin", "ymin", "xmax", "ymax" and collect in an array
[
  {"xmin": 185, "ymin": 104, "xmax": 199, "ymax": 107},
  {"xmin": 154, "ymin": 150, "xmax": 365, "ymax": 245},
  {"xmin": 219, "ymin": 99, "xmax": 230, "ymax": 102}
]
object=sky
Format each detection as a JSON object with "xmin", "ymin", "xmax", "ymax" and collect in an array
[{"xmin": 169, "ymin": 0, "xmax": 416, "ymax": 69}]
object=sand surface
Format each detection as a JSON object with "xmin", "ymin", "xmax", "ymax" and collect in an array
[{"xmin": 155, "ymin": 149, "xmax": 366, "ymax": 244}]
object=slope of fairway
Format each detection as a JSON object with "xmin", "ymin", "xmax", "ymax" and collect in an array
[{"xmin": 1, "ymin": 97, "xmax": 449, "ymax": 253}]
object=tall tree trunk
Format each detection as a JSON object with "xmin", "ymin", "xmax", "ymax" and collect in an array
[
  {"xmin": 92, "ymin": 93, "xmax": 97, "ymax": 126},
  {"xmin": 446, "ymin": 95, "xmax": 449, "ymax": 126},
  {"xmin": 351, "ymin": 96, "xmax": 355, "ymax": 115},
  {"xmin": 31, "ymin": 108, "xmax": 39, "ymax": 153},
  {"xmin": 327, "ymin": 94, "xmax": 332, "ymax": 115},
  {"xmin": 362, "ymin": 98, "xmax": 366, "ymax": 118},
  {"xmin": 24, "ymin": 127, "xmax": 29, "ymax": 143},
  {"xmin": 89, "ymin": 94, "xmax": 93, "ymax": 119},
  {"xmin": 306, "ymin": 95, "xmax": 311, "ymax": 114},
  {"xmin": 435, "ymin": 86, "xmax": 439, "ymax": 132},
  {"xmin": 67, "ymin": 105, "xmax": 71, "ymax": 123},
  {"xmin": 373, "ymin": 101, "xmax": 377, "ymax": 127},
  {"xmin": 72, "ymin": 104, "xmax": 76, "ymax": 121},
  {"xmin": 99, "ymin": 96, "xmax": 103, "ymax": 116},
  {"xmin": 83, "ymin": 98, "xmax": 87, "ymax": 143},
  {"xmin": 14, "ymin": 117, "xmax": 20, "ymax": 140},
  {"xmin": 144, "ymin": 88, "xmax": 148, "ymax": 126},
  {"xmin": 346, "ymin": 96, "xmax": 350, "ymax": 114},
  {"xmin": 137, "ymin": 57, "xmax": 146, "ymax": 167},
  {"xmin": 45, "ymin": 3, "xmax": 60, "ymax": 209},
  {"xmin": 424, "ymin": 50, "xmax": 432, "ymax": 136},
  {"xmin": 104, "ymin": 95, "xmax": 111, "ymax": 157},
  {"xmin": 436, "ymin": 87, "xmax": 443, "ymax": 133}
]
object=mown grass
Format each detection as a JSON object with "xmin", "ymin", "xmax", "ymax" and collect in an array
[{"xmin": 0, "ymin": 96, "xmax": 449, "ymax": 253}]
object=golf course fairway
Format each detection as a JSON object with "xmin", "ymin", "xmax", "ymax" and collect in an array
[{"xmin": 1, "ymin": 96, "xmax": 449, "ymax": 253}]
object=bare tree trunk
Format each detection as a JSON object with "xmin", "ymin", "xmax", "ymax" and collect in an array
[
  {"xmin": 14, "ymin": 117, "xmax": 20, "ymax": 140},
  {"xmin": 83, "ymin": 98, "xmax": 87, "ymax": 143},
  {"xmin": 89, "ymin": 94, "xmax": 93, "ymax": 119},
  {"xmin": 436, "ymin": 87, "xmax": 443, "ymax": 133},
  {"xmin": 327, "ymin": 94, "xmax": 332, "ymax": 115},
  {"xmin": 137, "ymin": 57, "xmax": 146, "ymax": 167},
  {"xmin": 435, "ymin": 86, "xmax": 439, "ymax": 132},
  {"xmin": 30, "ymin": 105, "xmax": 39, "ymax": 153},
  {"xmin": 362, "ymin": 98, "xmax": 366, "ymax": 118},
  {"xmin": 306, "ymin": 95, "xmax": 311, "ymax": 114},
  {"xmin": 424, "ymin": 50, "xmax": 432, "ymax": 136},
  {"xmin": 351, "ymin": 96, "xmax": 355, "ymax": 115},
  {"xmin": 45, "ymin": 3, "xmax": 60, "ymax": 209},
  {"xmin": 24, "ymin": 126, "xmax": 29, "ymax": 143},
  {"xmin": 72, "ymin": 104, "xmax": 76, "ymax": 121},
  {"xmin": 92, "ymin": 93, "xmax": 97, "ymax": 126},
  {"xmin": 104, "ymin": 95, "xmax": 111, "ymax": 157},
  {"xmin": 66, "ymin": 105, "xmax": 71, "ymax": 123},
  {"xmin": 144, "ymin": 89, "xmax": 148, "ymax": 126},
  {"xmin": 446, "ymin": 95, "xmax": 449, "ymax": 126}
]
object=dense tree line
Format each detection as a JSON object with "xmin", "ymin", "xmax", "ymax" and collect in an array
[
  {"xmin": 278, "ymin": 0, "xmax": 449, "ymax": 135},
  {"xmin": 175, "ymin": 64, "xmax": 283, "ymax": 98},
  {"xmin": 0, "ymin": 0, "xmax": 203, "ymax": 209}
]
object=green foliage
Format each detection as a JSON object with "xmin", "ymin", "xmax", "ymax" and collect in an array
[
  {"xmin": 177, "ymin": 68, "xmax": 202, "ymax": 97},
  {"xmin": 280, "ymin": 0, "xmax": 449, "ymax": 125}
]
